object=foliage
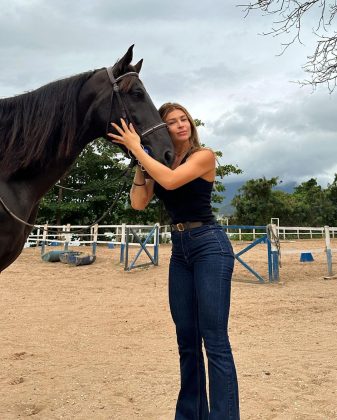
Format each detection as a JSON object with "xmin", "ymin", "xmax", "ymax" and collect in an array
[
  {"xmin": 231, "ymin": 177, "xmax": 282, "ymax": 225},
  {"xmin": 36, "ymin": 139, "xmax": 132, "ymax": 225},
  {"xmin": 231, "ymin": 175, "xmax": 337, "ymax": 226}
]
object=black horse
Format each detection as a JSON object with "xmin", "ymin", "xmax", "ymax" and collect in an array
[{"xmin": 0, "ymin": 46, "xmax": 174, "ymax": 272}]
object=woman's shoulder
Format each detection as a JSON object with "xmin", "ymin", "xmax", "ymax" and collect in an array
[{"xmin": 187, "ymin": 147, "xmax": 215, "ymax": 160}]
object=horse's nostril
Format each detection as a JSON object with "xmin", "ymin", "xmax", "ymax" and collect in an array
[{"xmin": 165, "ymin": 150, "xmax": 174, "ymax": 166}]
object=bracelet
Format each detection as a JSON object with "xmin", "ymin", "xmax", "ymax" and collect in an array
[{"xmin": 133, "ymin": 181, "xmax": 146, "ymax": 186}]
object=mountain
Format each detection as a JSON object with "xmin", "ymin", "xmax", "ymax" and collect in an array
[{"xmin": 214, "ymin": 180, "xmax": 297, "ymax": 217}]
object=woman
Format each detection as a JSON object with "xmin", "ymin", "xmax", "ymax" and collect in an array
[{"xmin": 108, "ymin": 103, "xmax": 240, "ymax": 420}]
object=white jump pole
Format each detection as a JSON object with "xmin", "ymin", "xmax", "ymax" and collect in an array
[
  {"xmin": 41, "ymin": 223, "xmax": 48, "ymax": 255},
  {"xmin": 64, "ymin": 223, "xmax": 71, "ymax": 251},
  {"xmin": 324, "ymin": 225, "xmax": 333, "ymax": 278},
  {"xmin": 92, "ymin": 224, "xmax": 98, "ymax": 256}
]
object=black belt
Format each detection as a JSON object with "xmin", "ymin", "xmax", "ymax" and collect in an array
[{"xmin": 171, "ymin": 221, "xmax": 205, "ymax": 232}]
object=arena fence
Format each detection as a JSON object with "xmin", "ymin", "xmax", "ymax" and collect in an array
[
  {"xmin": 26, "ymin": 223, "xmax": 336, "ymax": 281},
  {"xmin": 26, "ymin": 223, "xmax": 280, "ymax": 282},
  {"xmin": 27, "ymin": 223, "xmax": 160, "ymax": 271},
  {"xmin": 277, "ymin": 225, "xmax": 337, "ymax": 240}
]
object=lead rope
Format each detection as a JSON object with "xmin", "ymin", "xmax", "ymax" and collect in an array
[
  {"xmin": 0, "ymin": 159, "xmax": 135, "ymax": 232},
  {"xmin": 0, "ymin": 196, "xmax": 36, "ymax": 228}
]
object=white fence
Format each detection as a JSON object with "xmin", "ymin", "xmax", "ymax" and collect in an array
[
  {"xmin": 26, "ymin": 223, "xmax": 161, "ymax": 248},
  {"xmin": 26, "ymin": 223, "xmax": 337, "ymax": 247},
  {"xmin": 277, "ymin": 226, "xmax": 337, "ymax": 240},
  {"xmin": 218, "ymin": 225, "xmax": 337, "ymax": 241}
]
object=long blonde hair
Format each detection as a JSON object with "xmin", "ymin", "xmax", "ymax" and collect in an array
[{"xmin": 158, "ymin": 102, "xmax": 202, "ymax": 155}]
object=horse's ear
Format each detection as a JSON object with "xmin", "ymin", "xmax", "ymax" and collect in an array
[
  {"xmin": 114, "ymin": 45, "xmax": 134, "ymax": 75},
  {"xmin": 134, "ymin": 59, "xmax": 143, "ymax": 74}
]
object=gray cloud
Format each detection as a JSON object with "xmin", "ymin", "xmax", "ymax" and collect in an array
[
  {"xmin": 201, "ymin": 91, "xmax": 337, "ymax": 185},
  {"xmin": 0, "ymin": 0, "xmax": 335, "ymax": 187}
]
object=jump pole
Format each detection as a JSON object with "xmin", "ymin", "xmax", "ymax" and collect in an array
[
  {"xmin": 92, "ymin": 224, "xmax": 98, "ymax": 256},
  {"xmin": 153, "ymin": 223, "xmax": 159, "ymax": 265},
  {"xmin": 64, "ymin": 223, "xmax": 71, "ymax": 251},
  {"xmin": 120, "ymin": 223, "xmax": 126, "ymax": 263},
  {"xmin": 41, "ymin": 223, "xmax": 48, "ymax": 255},
  {"xmin": 267, "ymin": 223, "xmax": 280, "ymax": 282},
  {"xmin": 324, "ymin": 225, "xmax": 334, "ymax": 279}
]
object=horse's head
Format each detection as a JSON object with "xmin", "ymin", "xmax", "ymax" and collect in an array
[{"xmin": 80, "ymin": 46, "xmax": 174, "ymax": 167}]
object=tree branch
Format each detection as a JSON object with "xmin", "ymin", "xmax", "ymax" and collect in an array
[{"xmin": 239, "ymin": 0, "xmax": 337, "ymax": 91}]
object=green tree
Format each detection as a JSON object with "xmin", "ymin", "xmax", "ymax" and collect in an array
[
  {"xmin": 326, "ymin": 174, "xmax": 337, "ymax": 225},
  {"xmin": 212, "ymin": 153, "xmax": 242, "ymax": 211},
  {"xmin": 36, "ymin": 139, "xmax": 131, "ymax": 225},
  {"xmin": 231, "ymin": 176, "xmax": 336, "ymax": 227},
  {"xmin": 292, "ymin": 178, "xmax": 334, "ymax": 226},
  {"xmin": 231, "ymin": 176, "xmax": 294, "ymax": 225}
]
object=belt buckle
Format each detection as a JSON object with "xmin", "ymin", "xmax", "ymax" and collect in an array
[{"xmin": 176, "ymin": 223, "xmax": 184, "ymax": 232}]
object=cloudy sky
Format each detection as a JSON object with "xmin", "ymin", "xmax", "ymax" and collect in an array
[{"xmin": 1, "ymin": 0, "xmax": 336, "ymax": 187}]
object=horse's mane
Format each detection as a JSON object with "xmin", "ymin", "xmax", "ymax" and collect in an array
[{"xmin": 0, "ymin": 70, "xmax": 94, "ymax": 178}]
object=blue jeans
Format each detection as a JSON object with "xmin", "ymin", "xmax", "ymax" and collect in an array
[{"xmin": 169, "ymin": 224, "xmax": 240, "ymax": 420}]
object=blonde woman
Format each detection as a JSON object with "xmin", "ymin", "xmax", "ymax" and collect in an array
[{"xmin": 108, "ymin": 103, "xmax": 240, "ymax": 420}]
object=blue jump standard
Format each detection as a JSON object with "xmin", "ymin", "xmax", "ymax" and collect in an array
[
  {"xmin": 124, "ymin": 225, "xmax": 159, "ymax": 271},
  {"xmin": 235, "ymin": 235, "xmax": 268, "ymax": 283},
  {"xmin": 223, "ymin": 225, "xmax": 280, "ymax": 283}
]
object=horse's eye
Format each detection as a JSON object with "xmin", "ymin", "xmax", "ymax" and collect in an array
[{"xmin": 132, "ymin": 89, "xmax": 145, "ymax": 99}]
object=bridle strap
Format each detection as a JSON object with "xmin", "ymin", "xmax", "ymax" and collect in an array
[
  {"xmin": 106, "ymin": 69, "xmax": 139, "ymax": 85},
  {"xmin": 105, "ymin": 68, "xmax": 168, "ymax": 140},
  {"xmin": 105, "ymin": 68, "xmax": 139, "ymax": 129},
  {"xmin": 141, "ymin": 122, "xmax": 167, "ymax": 137}
]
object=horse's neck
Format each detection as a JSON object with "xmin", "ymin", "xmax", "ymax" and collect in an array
[
  {"xmin": 0, "ymin": 70, "xmax": 104, "ymax": 205},
  {"xmin": 34, "ymin": 153, "xmax": 86, "ymax": 200},
  {"xmin": 8, "ymin": 152, "xmax": 82, "ymax": 207}
]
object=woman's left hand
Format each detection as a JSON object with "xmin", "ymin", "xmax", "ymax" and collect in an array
[{"xmin": 107, "ymin": 119, "xmax": 141, "ymax": 153}]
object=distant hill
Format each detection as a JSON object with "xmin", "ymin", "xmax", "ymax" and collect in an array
[{"xmin": 214, "ymin": 180, "xmax": 297, "ymax": 216}]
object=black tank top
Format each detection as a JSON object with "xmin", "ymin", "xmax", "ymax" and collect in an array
[{"xmin": 153, "ymin": 155, "xmax": 215, "ymax": 224}]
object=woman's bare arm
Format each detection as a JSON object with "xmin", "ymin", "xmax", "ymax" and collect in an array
[{"xmin": 130, "ymin": 166, "xmax": 155, "ymax": 210}]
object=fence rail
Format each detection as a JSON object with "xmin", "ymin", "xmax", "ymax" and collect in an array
[
  {"xmin": 27, "ymin": 224, "xmax": 160, "ymax": 247},
  {"xmin": 219, "ymin": 225, "xmax": 337, "ymax": 241},
  {"xmin": 277, "ymin": 226, "xmax": 337, "ymax": 240},
  {"xmin": 26, "ymin": 223, "xmax": 337, "ymax": 247}
]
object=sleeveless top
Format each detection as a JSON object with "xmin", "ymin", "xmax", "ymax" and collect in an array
[{"xmin": 153, "ymin": 154, "xmax": 215, "ymax": 224}]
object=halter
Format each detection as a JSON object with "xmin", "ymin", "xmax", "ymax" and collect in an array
[{"xmin": 105, "ymin": 67, "xmax": 167, "ymax": 141}]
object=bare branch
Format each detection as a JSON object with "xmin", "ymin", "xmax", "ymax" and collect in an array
[
  {"xmin": 239, "ymin": 0, "xmax": 337, "ymax": 91},
  {"xmin": 302, "ymin": 33, "xmax": 337, "ymax": 90}
]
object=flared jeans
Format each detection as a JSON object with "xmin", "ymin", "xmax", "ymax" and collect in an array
[{"xmin": 169, "ymin": 224, "xmax": 240, "ymax": 420}]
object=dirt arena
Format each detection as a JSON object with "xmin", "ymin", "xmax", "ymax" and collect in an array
[{"xmin": 1, "ymin": 239, "xmax": 336, "ymax": 420}]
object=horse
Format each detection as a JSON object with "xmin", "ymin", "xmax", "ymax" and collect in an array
[{"xmin": 0, "ymin": 45, "xmax": 174, "ymax": 272}]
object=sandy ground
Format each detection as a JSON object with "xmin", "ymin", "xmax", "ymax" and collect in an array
[{"xmin": 0, "ymin": 239, "xmax": 336, "ymax": 420}]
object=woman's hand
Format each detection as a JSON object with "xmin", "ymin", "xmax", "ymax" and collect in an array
[{"xmin": 107, "ymin": 119, "xmax": 141, "ymax": 153}]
